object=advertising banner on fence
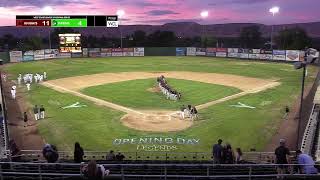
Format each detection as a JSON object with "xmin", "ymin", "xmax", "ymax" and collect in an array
[
  {"xmin": 56, "ymin": 52, "xmax": 71, "ymax": 58},
  {"xmin": 44, "ymin": 49, "xmax": 56, "ymax": 59},
  {"xmin": 82, "ymin": 48, "xmax": 88, "ymax": 57},
  {"xmin": 71, "ymin": 52, "xmax": 83, "ymax": 58},
  {"xmin": 299, "ymin": 51, "xmax": 305, "ymax": 61},
  {"xmin": 100, "ymin": 48, "xmax": 112, "ymax": 57},
  {"xmin": 186, "ymin": 47, "xmax": 196, "ymax": 56},
  {"xmin": 123, "ymin": 48, "xmax": 134, "ymax": 56},
  {"xmin": 238, "ymin": 48, "xmax": 249, "ymax": 59},
  {"xmin": 34, "ymin": 50, "xmax": 45, "ymax": 60},
  {"xmin": 285, "ymin": 50, "xmax": 300, "ymax": 61},
  {"xmin": 216, "ymin": 48, "xmax": 227, "ymax": 57},
  {"xmin": 227, "ymin": 48, "xmax": 238, "ymax": 58},
  {"xmin": 88, "ymin": 48, "xmax": 101, "ymax": 57},
  {"xmin": 206, "ymin": 48, "xmax": 216, "ymax": 57},
  {"xmin": 176, "ymin": 47, "xmax": 186, "ymax": 56},
  {"xmin": 112, "ymin": 48, "xmax": 123, "ymax": 56},
  {"xmin": 248, "ymin": 49, "xmax": 260, "ymax": 59},
  {"xmin": 196, "ymin": 48, "xmax": 206, "ymax": 56},
  {"xmin": 22, "ymin": 50, "xmax": 34, "ymax": 61},
  {"xmin": 9, "ymin": 51, "xmax": 23, "ymax": 62},
  {"xmin": 259, "ymin": 49, "xmax": 273, "ymax": 60},
  {"xmin": 273, "ymin": 50, "xmax": 286, "ymax": 60},
  {"xmin": 134, "ymin": 47, "xmax": 144, "ymax": 56}
]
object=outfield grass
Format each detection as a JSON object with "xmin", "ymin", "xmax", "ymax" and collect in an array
[
  {"xmin": 3, "ymin": 57, "xmax": 318, "ymax": 152},
  {"xmin": 81, "ymin": 78, "xmax": 241, "ymax": 110}
]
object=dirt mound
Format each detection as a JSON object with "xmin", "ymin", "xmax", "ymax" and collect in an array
[{"xmin": 121, "ymin": 113, "xmax": 193, "ymax": 132}]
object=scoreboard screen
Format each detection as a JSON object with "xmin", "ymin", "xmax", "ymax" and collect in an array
[
  {"xmin": 16, "ymin": 15, "xmax": 119, "ymax": 27},
  {"xmin": 59, "ymin": 34, "xmax": 81, "ymax": 53}
]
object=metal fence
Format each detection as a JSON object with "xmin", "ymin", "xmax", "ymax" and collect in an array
[{"xmin": 0, "ymin": 162, "xmax": 319, "ymax": 180}]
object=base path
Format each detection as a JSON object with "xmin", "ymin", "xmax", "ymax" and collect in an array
[{"xmin": 42, "ymin": 71, "xmax": 280, "ymax": 132}]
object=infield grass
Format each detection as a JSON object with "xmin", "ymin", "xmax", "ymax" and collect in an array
[{"xmin": 81, "ymin": 78, "xmax": 241, "ymax": 110}]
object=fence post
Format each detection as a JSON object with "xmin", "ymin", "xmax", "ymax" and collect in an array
[
  {"xmin": 207, "ymin": 166, "xmax": 209, "ymax": 177},
  {"xmin": 38, "ymin": 164, "xmax": 42, "ymax": 180},
  {"xmin": 135, "ymin": 152, "xmax": 138, "ymax": 161},
  {"xmin": 249, "ymin": 166, "xmax": 252, "ymax": 180},
  {"xmin": 0, "ymin": 163, "xmax": 3, "ymax": 180},
  {"xmin": 164, "ymin": 166, "xmax": 167, "ymax": 180},
  {"xmin": 121, "ymin": 165, "xmax": 124, "ymax": 180}
]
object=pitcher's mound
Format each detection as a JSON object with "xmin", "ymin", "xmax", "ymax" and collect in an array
[{"xmin": 121, "ymin": 113, "xmax": 193, "ymax": 132}]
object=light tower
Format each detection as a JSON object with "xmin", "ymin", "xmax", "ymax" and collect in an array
[
  {"xmin": 269, "ymin": 6, "xmax": 279, "ymax": 50},
  {"xmin": 200, "ymin": 11, "xmax": 209, "ymax": 48},
  {"xmin": 116, "ymin": 9, "xmax": 125, "ymax": 48}
]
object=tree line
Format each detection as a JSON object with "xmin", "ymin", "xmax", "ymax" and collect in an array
[{"xmin": 0, "ymin": 26, "xmax": 314, "ymax": 51}]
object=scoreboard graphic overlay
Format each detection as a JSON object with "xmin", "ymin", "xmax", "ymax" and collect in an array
[{"xmin": 16, "ymin": 15, "xmax": 118, "ymax": 27}]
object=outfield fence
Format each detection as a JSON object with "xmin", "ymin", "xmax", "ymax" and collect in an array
[{"xmin": 7, "ymin": 47, "xmax": 319, "ymax": 64}]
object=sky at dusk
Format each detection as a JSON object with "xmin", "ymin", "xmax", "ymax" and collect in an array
[{"xmin": 0, "ymin": 0, "xmax": 319, "ymax": 26}]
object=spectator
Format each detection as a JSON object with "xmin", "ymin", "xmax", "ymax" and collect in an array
[
  {"xmin": 296, "ymin": 150, "xmax": 318, "ymax": 174},
  {"xmin": 223, "ymin": 144, "xmax": 234, "ymax": 164},
  {"xmin": 212, "ymin": 139, "xmax": 223, "ymax": 164},
  {"xmin": 9, "ymin": 140, "xmax": 20, "ymax": 161},
  {"xmin": 275, "ymin": 139, "xmax": 290, "ymax": 179},
  {"xmin": 42, "ymin": 144, "xmax": 59, "ymax": 163},
  {"xmin": 106, "ymin": 150, "xmax": 115, "ymax": 161},
  {"xmin": 40, "ymin": 105, "xmax": 45, "ymax": 119},
  {"xmin": 74, "ymin": 142, "xmax": 84, "ymax": 163},
  {"xmin": 81, "ymin": 160, "xmax": 109, "ymax": 180},
  {"xmin": 115, "ymin": 152, "xmax": 125, "ymax": 161},
  {"xmin": 235, "ymin": 148, "xmax": 243, "ymax": 164},
  {"xmin": 23, "ymin": 112, "xmax": 28, "ymax": 127}
]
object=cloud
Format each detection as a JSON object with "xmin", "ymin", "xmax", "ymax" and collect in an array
[
  {"xmin": 147, "ymin": 10, "xmax": 180, "ymax": 16},
  {"xmin": 209, "ymin": 0, "xmax": 273, "ymax": 6},
  {"xmin": 1, "ymin": 0, "xmax": 90, "ymax": 8}
]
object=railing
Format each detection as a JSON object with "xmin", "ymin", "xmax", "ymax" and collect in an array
[
  {"xmin": 0, "ymin": 71, "xmax": 9, "ymax": 159},
  {"xmin": 15, "ymin": 150, "xmax": 284, "ymax": 163},
  {"xmin": 0, "ymin": 162, "xmax": 319, "ymax": 180}
]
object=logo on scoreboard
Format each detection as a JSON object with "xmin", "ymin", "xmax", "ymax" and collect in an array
[{"xmin": 106, "ymin": 16, "xmax": 119, "ymax": 27}]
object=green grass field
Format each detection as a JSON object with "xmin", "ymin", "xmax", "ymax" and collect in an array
[
  {"xmin": 81, "ymin": 78, "xmax": 241, "ymax": 110},
  {"xmin": 3, "ymin": 56, "xmax": 318, "ymax": 152}
]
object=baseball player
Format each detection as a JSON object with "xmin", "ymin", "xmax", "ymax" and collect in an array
[
  {"xmin": 33, "ymin": 105, "xmax": 40, "ymax": 121},
  {"xmin": 26, "ymin": 83, "xmax": 31, "ymax": 91},
  {"xmin": 2, "ymin": 73, "xmax": 6, "ymax": 82},
  {"xmin": 40, "ymin": 105, "xmax": 45, "ymax": 119},
  {"xmin": 17, "ymin": 76, "xmax": 21, "ymax": 85},
  {"xmin": 43, "ymin": 72, "xmax": 47, "ymax": 79},
  {"xmin": 180, "ymin": 105, "xmax": 186, "ymax": 119},
  {"xmin": 11, "ymin": 86, "xmax": 16, "ymax": 99}
]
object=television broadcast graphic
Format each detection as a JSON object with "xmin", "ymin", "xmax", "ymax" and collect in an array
[
  {"xmin": 0, "ymin": 0, "xmax": 320, "ymax": 179},
  {"xmin": 59, "ymin": 34, "xmax": 81, "ymax": 53}
]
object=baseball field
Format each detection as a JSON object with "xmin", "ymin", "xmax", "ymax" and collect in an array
[{"xmin": 3, "ymin": 56, "xmax": 318, "ymax": 153}]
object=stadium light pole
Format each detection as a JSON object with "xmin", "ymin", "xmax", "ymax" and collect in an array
[
  {"xmin": 42, "ymin": 6, "xmax": 53, "ymax": 49},
  {"xmin": 200, "ymin": 11, "xmax": 209, "ymax": 48},
  {"xmin": 269, "ymin": 6, "xmax": 279, "ymax": 51},
  {"xmin": 116, "ymin": 10, "xmax": 125, "ymax": 48}
]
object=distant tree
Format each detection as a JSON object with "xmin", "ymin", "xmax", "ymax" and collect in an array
[
  {"xmin": 147, "ymin": 31, "xmax": 176, "ymax": 47},
  {"xmin": 202, "ymin": 36, "xmax": 217, "ymax": 47},
  {"xmin": 1, "ymin": 34, "xmax": 18, "ymax": 50},
  {"xmin": 132, "ymin": 30, "xmax": 146, "ymax": 46},
  {"xmin": 275, "ymin": 27, "xmax": 311, "ymax": 50},
  {"xmin": 239, "ymin": 26, "xmax": 262, "ymax": 48}
]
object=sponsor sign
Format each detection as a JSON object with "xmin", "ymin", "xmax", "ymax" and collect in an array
[
  {"xmin": 71, "ymin": 52, "xmax": 83, "ymax": 58},
  {"xmin": 206, "ymin": 48, "xmax": 216, "ymax": 57},
  {"xmin": 123, "ymin": 48, "xmax": 134, "ymax": 56},
  {"xmin": 44, "ymin": 49, "xmax": 56, "ymax": 59},
  {"xmin": 82, "ymin": 48, "xmax": 88, "ymax": 57},
  {"xmin": 112, "ymin": 48, "xmax": 123, "ymax": 56},
  {"xmin": 249, "ymin": 54, "xmax": 260, "ymax": 59},
  {"xmin": 238, "ymin": 48, "xmax": 249, "ymax": 59},
  {"xmin": 9, "ymin": 51, "xmax": 22, "ymax": 62},
  {"xmin": 34, "ymin": 50, "xmax": 45, "ymax": 60},
  {"xmin": 286, "ymin": 50, "xmax": 300, "ymax": 61},
  {"xmin": 195, "ymin": 48, "xmax": 206, "ymax": 56},
  {"xmin": 56, "ymin": 52, "xmax": 71, "ymax": 58},
  {"xmin": 134, "ymin": 47, "xmax": 144, "ymax": 56},
  {"xmin": 216, "ymin": 48, "xmax": 227, "ymax": 57},
  {"xmin": 273, "ymin": 50, "xmax": 286, "ymax": 60},
  {"xmin": 227, "ymin": 48, "xmax": 238, "ymax": 58},
  {"xmin": 100, "ymin": 48, "xmax": 112, "ymax": 57},
  {"xmin": 259, "ymin": 49, "xmax": 273, "ymax": 60},
  {"xmin": 88, "ymin": 48, "xmax": 101, "ymax": 57},
  {"xmin": 176, "ymin": 47, "xmax": 186, "ymax": 56},
  {"xmin": 299, "ymin": 51, "xmax": 305, "ymax": 61},
  {"xmin": 186, "ymin": 47, "xmax": 196, "ymax": 56},
  {"xmin": 21, "ymin": 50, "xmax": 34, "ymax": 62},
  {"xmin": 248, "ymin": 49, "xmax": 261, "ymax": 54}
]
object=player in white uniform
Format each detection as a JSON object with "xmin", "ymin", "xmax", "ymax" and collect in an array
[
  {"xmin": 11, "ymin": 86, "xmax": 16, "ymax": 99},
  {"xmin": 26, "ymin": 83, "xmax": 31, "ymax": 91},
  {"xmin": 43, "ymin": 72, "xmax": 47, "ymax": 79},
  {"xmin": 17, "ymin": 76, "xmax": 21, "ymax": 85}
]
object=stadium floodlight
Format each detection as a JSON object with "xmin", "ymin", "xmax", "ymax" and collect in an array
[
  {"xmin": 42, "ymin": 6, "xmax": 53, "ymax": 14},
  {"xmin": 200, "ymin": 11, "xmax": 209, "ymax": 18},
  {"xmin": 116, "ymin": 9, "xmax": 125, "ymax": 18},
  {"xmin": 269, "ymin": 6, "xmax": 279, "ymax": 16}
]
